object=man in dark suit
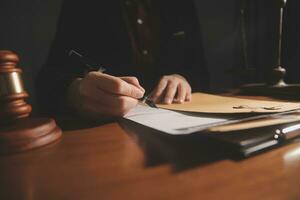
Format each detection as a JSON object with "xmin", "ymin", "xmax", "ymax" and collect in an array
[{"xmin": 37, "ymin": 0, "xmax": 208, "ymax": 119}]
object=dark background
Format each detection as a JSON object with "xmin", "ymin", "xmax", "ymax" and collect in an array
[
  {"xmin": 0, "ymin": 0, "xmax": 299, "ymax": 115},
  {"xmin": 0, "ymin": 0, "xmax": 62, "ymax": 114}
]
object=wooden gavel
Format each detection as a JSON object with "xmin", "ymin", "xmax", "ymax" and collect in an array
[
  {"xmin": 0, "ymin": 50, "xmax": 62, "ymax": 154},
  {"xmin": 0, "ymin": 50, "xmax": 32, "ymax": 123}
]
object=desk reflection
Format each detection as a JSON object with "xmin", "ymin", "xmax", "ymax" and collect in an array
[{"xmin": 119, "ymin": 119, "xmax": 237, "ymax": 172}]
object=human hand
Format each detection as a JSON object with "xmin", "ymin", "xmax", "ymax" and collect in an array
[
  {"xmin": 69, "ymin": 72, "xmax": 145, "ymax": 119},
  {"xmin": 149, "ymin": 74, "xmax": 192, "ymax": 104}
]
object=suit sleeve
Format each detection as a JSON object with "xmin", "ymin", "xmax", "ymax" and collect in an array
[
  {"xmin": 157, "ymin": 0, "xmax": 209, "ymax": 92},
  {"xmin": 36, "ymin": 0, "xmax": 87, "ymax": 116}
]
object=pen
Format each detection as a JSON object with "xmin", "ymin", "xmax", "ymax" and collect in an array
[
  {"xmin": 67, "ymin": 49, "xmax": 157, "ymax": 108},
  {"xmin": 274, "ymin": 122, "xmax": 300, "ymax": 141},
  {"xmin": 243, "ymin": 121, "xmax": 300, "ymax": 156},
  {"xmin": 67, "ymin": 49, "xmax": 106, "ymax": 72}
]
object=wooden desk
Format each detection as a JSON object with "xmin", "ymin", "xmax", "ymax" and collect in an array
[{"xmin": 1, "ymin": 117, "xmax": 300, "ymax": 200}]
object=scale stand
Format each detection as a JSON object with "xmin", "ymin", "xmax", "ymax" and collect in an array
[{"xmin": 240, "ymin": 0, "xmax": 300, "ymax": 99}]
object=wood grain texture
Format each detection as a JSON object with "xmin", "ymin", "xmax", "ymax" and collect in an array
[
  {"xmin": 0, "ymin": 118, "xmax": 62, "ymax": 153},
  {"xmin": 0, "ymin": 120, "xmax": 300, "ymax": 200}
]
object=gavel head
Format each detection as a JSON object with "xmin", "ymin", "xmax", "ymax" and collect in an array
[{"xmin": 0, "ymin": 50, "xmax": 32, "ymax": 124}]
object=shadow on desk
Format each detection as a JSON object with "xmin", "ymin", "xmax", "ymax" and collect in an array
[
  {"xmin": 54, "ymin": 115, "xmax": 241, "ymax": 172},
  {"xmin": 119, "ymin": 118, "xmax": 238, "ymax": 172},
  {"xmin": 54, "ymin": 116, "xmax": 115, "ymax": 131}
]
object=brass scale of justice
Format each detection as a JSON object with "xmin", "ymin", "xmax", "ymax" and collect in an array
[
  {"xmin": 0, "ymin": 0, "xmax": 299, "ymax": 154},
  {"xmin": 239, "ymin": 0, "xmax": 300, "ymax": 97}
]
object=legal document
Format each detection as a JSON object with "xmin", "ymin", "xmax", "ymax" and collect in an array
[
  {"xmin": 158, "ymin": 93, "xmax": 300, "ymax": 113},
  {"xmin": 124, "ymin": 93, "xmax": 300, "ymax": 135},
  {"xmin": 124, "ymin": 104, "xmax": 230, "ymax": 135}
]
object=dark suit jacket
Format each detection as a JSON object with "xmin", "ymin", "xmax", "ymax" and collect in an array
[{"xmin": 37, "ymin": 0, "xmax": 209, "ymax": 116}]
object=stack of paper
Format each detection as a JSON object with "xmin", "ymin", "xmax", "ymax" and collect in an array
[{"xmin": 124, "ymin": 93, "xmax": 300, "ymax": 134}]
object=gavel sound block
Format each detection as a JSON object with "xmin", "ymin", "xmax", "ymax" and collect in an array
[{"xmin": 0, "ymin": 50, "xmax": 62, "ymax": 154}]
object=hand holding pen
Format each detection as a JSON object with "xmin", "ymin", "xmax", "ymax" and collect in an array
[{"xmin": 67, "ymin": 50, "xmax": 155, "ymax": 119}]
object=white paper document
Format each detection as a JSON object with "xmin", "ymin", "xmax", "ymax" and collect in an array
[{"xmin": 124, "ymin": 104, "xmax": 230, "ymax": 135}]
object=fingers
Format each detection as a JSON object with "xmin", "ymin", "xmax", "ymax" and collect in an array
[
  {"xmin": 81, "ymin": 84, "xmax": 128, "ymax": 106},
  {"xmin": 76, "ymin": 72, "xmax": 145, "ymax": 118},
  {"xmin": 120, "ymin": 76, "xmax": 145, "ymax": 93},
  {"xmin": 119, "ymin": 76, "xmax": 139, "ymax": 87},
  {"xmin": 74, "ymin": 72, "xmax": 193, "ymax": 119},
  {"xmin": 82, "ymin": 94, "xmax": 139, "ymax": 117},
  {"xmin": 85, "ymin": 72, "xmax": 144, "ymax": 99},
  {"xmin": 185, "ymin": 85, "xmax": 192, "ymax": 102},
  {"xmin": 174, "ymin": 83, "xmax": 186, "ymax": 103},
  {"xmin": 163, "ymin": 81, "xmax": 178, "ymax": 104},
  {"xmin": 79, "ymin": 84, "xmax": 139, "ymax": 116},
  {"xmin": 150, "ymin": 74, "xmax": 192, "ymax": 104},
  {"xmin": 150, "ymin": 77, "xmax": 168, "ymax": 102}
]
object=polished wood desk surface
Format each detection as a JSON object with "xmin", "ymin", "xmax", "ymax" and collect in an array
[{"xmin": 1, "ymin": 112, "xmax": 300, "ymax": 199}]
